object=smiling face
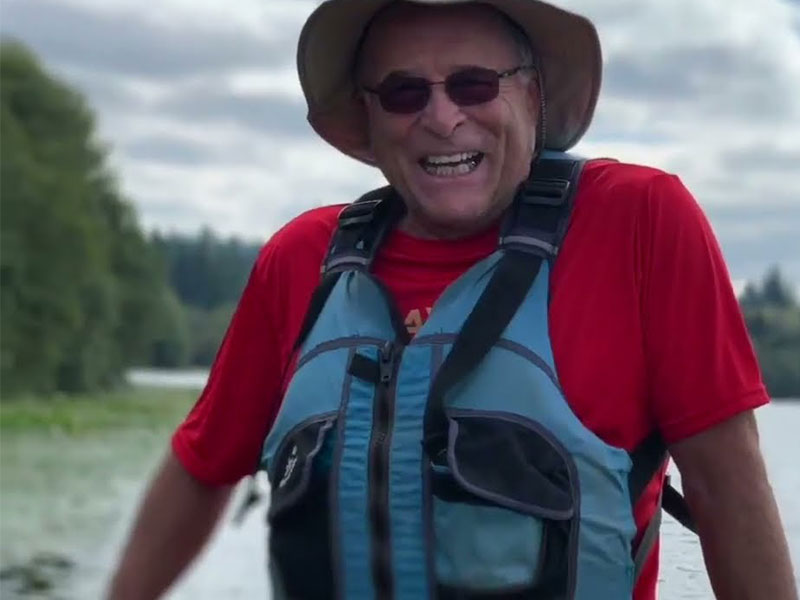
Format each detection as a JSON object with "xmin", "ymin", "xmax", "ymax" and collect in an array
[{"xmin": 357, "ymin": 3, "xmax": 540, "ymax": 239}]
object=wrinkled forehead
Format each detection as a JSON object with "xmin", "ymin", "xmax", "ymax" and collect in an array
[{"xmin": 356, "ymin": 2, "xmax": 521, "ymax": 79}]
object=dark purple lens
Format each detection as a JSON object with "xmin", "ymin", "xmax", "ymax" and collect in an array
[
  {"xmin": 376, "ymin": 74, "xmax": 431, "ymax": 114},
  {"xmin": 445, "ymin": 68, "xmax": 500, "ymax": 106},
  {"xmin": 371, "ymin": 67, "xmax": 502, "ymax": 114}
]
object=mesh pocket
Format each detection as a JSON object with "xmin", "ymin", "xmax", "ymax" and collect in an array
[{"xmin": 430, "ymin": 414, "xmax": 578, "ymax": 598}]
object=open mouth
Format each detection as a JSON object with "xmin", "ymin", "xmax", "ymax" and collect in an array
[{"xmin": 418, "ymin": 151, "xmax": 484, "ymax": 177}]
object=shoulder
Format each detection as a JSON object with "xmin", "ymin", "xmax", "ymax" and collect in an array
[
  {"xmin": 251, "ymin": 204, "xmax": 344, "ymax": 285},
  {"xmin": 578, "ymin": 158, "xmax": 690, "ymax": 201},
  {"xmin": 574, "ymin": 158, "xmax": 703, "ymax": 227}
]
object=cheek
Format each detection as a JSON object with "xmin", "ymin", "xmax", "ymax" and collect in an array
[{"xmin": 366, "ymin": 107, "xmax": 414, "ymax": 156}]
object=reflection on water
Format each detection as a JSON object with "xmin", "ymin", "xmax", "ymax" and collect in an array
[
  {"xmin": 1, "ymin": 400, "xmax": 797, "ymax": 599},
  {"xmin": 126, "ymin": 368, "xmax": 208, "ymax": 390}
]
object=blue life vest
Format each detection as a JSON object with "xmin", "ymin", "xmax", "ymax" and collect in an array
[{"xmin": 257, "ymin": 154, "xmax": 690, "ymax": 599}]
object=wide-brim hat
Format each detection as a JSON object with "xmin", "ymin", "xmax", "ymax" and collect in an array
[{"xmin": 297, "ymin": 0, "xmax": 601, "ymax": 165}]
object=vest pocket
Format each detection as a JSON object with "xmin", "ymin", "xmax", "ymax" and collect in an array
[
  {"xmin": 430, "ymin": 414, "xmax": 578, "ymax": 599},
  {"xmin": 268, "ymin": 415, "xmax": 336, "ymax": 599}
]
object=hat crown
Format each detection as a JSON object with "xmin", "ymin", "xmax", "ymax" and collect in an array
[{"xmin": 297, "ymin": 0, "xmax": 602, "ymax": 165}]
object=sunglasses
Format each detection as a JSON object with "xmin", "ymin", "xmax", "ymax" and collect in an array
[{"xmin": 362, "ymin": 65, "xmax": 534, "ymax": 114}]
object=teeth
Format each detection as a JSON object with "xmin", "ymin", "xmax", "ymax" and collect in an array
[
  {"xmin": 425, "ymin": 162, "xmax": 475, "ymax": 177},
  {"xmin": 421, "ymin": 152, "xmax": 482, "ymax": 177},
  {"xmin": 425, "ymin": 151, "xmax": 480, "ymax": 165}
]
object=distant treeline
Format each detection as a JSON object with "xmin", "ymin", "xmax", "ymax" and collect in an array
[
  {"xmin": 147, "ymin": 231, "xmax": 260, "ymax": 368},
  {"xmin": 1, "ymin": 40, "xmax": 798, "ymax": 399},
  {"xmin": 739, "ymin": 269, "xmax": 800, "ymax": 399}
]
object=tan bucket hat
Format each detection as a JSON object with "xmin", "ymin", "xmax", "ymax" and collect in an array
[{"xmin": 297, "ymin": 0, "xmax": 601, "ymax": 165}]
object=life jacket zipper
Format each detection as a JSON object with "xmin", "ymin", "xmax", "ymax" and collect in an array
[{"xmin": 368, "ymin": 340, "xmax": 401, "ymax": 599}]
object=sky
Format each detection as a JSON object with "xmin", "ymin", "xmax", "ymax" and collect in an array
[{"xmin": 2, "ymin": 0, "xmax": 800, "ymax": 287}]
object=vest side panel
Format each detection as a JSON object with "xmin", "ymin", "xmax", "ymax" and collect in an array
[
  {"xmin": 389, "ymin": 343, "xmax": 435, "ymax": 600},
  {"xmin": 499, "ymin": 264, "xmax": 637, "ymax": 597},
  {"xmin": 261, "ymin": 348, "xmax": 351, "ymax": 471},
  {"xmin": 335, "ymin": 346, "xmax": 382, "ymax": 600},
  {"xmin": 302, "ymin": 272, "xmax": 400, "ymax": 352}
]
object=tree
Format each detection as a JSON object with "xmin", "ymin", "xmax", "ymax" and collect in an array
[
  {"xmin": 739, "ymin": 267, "xmax": 800, "ymax": 398},
  {"xmin": 0, "ymin": 41, "xmax": 182, "ymax": 396}
]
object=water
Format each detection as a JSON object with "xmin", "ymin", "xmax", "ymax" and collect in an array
[
  {"xmin": 1, "ymin": 394, "xmax": 798, "ymax": 599},
  {"xmin": 126, "ymin": 368, "xmax": 209, "ymax": 390}
]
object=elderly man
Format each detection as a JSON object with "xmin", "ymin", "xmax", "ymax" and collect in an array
[{"xmin": 108, "ymin": 1, "xmax": 796, "ymax": 599}]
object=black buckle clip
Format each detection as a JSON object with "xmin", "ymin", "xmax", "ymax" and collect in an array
[
  {"xmin": 521, "ymin": 178, "xmax": 571, "ymax": 206},
  {"xmin": 337, "ymin": 199, "xmax": 382, "ymax": 228}
]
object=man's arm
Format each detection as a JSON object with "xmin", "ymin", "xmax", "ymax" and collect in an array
[
  {"xmin": 106, "ymin": 451, "xmax": 233, "ymax": 600},
  {"xmin": 670, "ymin": 409, "xmax": 797, "ymax": 600}
]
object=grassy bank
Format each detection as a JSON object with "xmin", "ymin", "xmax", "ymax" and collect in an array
[
  {"xmin": 0, "ymin": 388, "xmax": 197, "ymax": 435},
  {"xmin": 0, "ymin": 388, "xmax": 198, "ymax": 597}
]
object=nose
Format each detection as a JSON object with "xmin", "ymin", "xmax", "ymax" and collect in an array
[{"xmin": 418, "ymin": 85, "xmax": 465, "ymax": 138}]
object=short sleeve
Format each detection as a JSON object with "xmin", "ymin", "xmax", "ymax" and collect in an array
[
  {"xmin": 639, "ymin": 174, "xmax": 769, "ymax": 444},
  {"xmin": 171, "ymin": 206, "xmax": 340, "ymax": 485}
]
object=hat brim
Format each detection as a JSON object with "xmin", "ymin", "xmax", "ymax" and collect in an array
[{"xmin": 298, "ymin": 0, "xmax": 601, "ymax": 165}]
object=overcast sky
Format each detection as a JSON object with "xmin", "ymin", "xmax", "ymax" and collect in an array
[{"xmin": 3, "ymin": 0, "xmax": 799, "ymax": 286}]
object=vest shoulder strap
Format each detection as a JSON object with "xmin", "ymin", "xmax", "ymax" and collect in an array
[
  {"xmin": 423, "ymin": 153, "xmax": 586, "ymax": 453},
  {"xmin": 322, "ymin": 185, "xmax": 402, "ymax": 275},
  {"xmin": 499, "ymin": 154, "xmax": 585, "ymax": 259}
]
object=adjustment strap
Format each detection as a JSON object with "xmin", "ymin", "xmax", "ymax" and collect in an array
[
  {"xmin": 628, "ymin": 431, "xmax": 668, "ymax": 505},
  {"xmin": 633, "ymin": 483, "xmax": 664, "ymax": 582},
  {"xmin": 628, "ymin": 430, "xmax": 696, "ymax": 532},
  {"xmin": 422, "ymin": 249, "xmax": 544, "ymax": 453},
  {"xmin": 323, "ymin": 186, "xmax": 402, "ymax": 275},
  {"xmin": 422, "ymin": 156, "xmax": 583, "ymax": 454},
  {"xmin": 294, "ymin": 186, "xmax": 405, "ymax": 351},
  {"xmin": 663, "ymin": 481, "xmax": 696, "ymax": 532},
  {"xmin": 628, "ymin": 431, "xmax": 697, "ymax": 577},
  {"xmin": 499, "ymin": 156, "xmax": 584, "ymax": 258}
]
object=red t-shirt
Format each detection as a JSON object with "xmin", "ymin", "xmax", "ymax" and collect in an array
[{"xmin": 173, "ymin": 160, "xmax": 768, "ymax": 599}]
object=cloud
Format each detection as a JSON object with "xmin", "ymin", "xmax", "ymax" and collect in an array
[
  {"xmin": 710, "ymin": 203, "xmax": 800, "ymax": 284},
  {"xmin": 1, "ymin": 0, "xmax": 294, "ymax": 79},
  {"xmin": 2, "ymin": 0, "xmax": 799, "ymax": 285},
  {"xmin": 121, "ymin": 135, "xmax": 221, "ymax": 166},
  {"xmin": 155, "ymin": 84, "xmax": 311, "ymax": 138}
]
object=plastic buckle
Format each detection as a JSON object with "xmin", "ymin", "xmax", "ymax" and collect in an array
[
  {"xmin": 499, "ymin": 234, "xmax": 558, "ymax": 257},
  {"xmin": 337, "ymin": 199, "xmax": 382, "ymax": 228},
  {"xmin": 521, "ymin": 178, "xmax": 570, "ymax": 206}
]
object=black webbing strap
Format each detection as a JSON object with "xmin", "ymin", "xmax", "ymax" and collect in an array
[
  {"xmin": 628, "ymin": 431, "xmax": 668, "ymax": 505},
  {"xmin": 293, "ymin": 186, "xmax": 406, "ymax": 352},
  {"xmin": 323, "ymin": 186, "xmax": 402, "ymax": 275},
  {"xmin": 633, "ymin": 484, "xmax": 663, "ymax": 581},
  {"xmin": 663, "ymin": 479, "xmax": 696, "ymax": 532},
  {"xmin": 629, "ymin": 431, "xmax": 697, "ymax": 581},
  {"xmin": 422, "ymin": 156, "xmax": 585, "ymax": 455},
  {"xmin": 422, "ymin": 251, "xmax": 545, "ymax": 451},
  {"xmin": 629, "ymin": 431, "xmax": 696, "ymax": 531},
  {"xmin": 499, "ymin": 158, "xmax": 584, "ymax": 260}
]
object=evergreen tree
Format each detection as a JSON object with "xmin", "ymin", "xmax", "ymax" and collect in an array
[{"xmin": 0, "ymin": 41, "xmax": 186, "ymax": 396}]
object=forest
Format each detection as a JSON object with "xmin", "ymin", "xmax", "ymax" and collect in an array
[{"xmin": 1, "ymin": 40, "xmax": 798, "ymax": 399}]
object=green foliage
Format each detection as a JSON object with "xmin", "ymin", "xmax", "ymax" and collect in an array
[
  {"xmin": 0, "ymin": 389, "xmax": 196, "ymax": 434},
  {"xmin": 0, "ymin": 41, "xmax": 180, "ymax": 396},
  {"xmin": 152, "ymin": 229, "xmax": 260, "ymax": 310},
  {"xmin": 184, "ymin": 303, "xmax": 236, "ymax": 366},
  {"xmin": 740, "ymin": 267, "xmax": 800, "ymax": 398},
  {"xmin": 151, "ymin": 231, "xmax": 259, "ymax": 366}
]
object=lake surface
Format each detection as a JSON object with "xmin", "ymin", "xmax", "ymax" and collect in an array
[{"xmin": 1, "ymin": 388, "xmax": 798, "ymax": 598}]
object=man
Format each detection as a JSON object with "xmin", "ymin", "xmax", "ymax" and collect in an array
[{"xmin": 108, "ymin": 1, "xmax": 797, "ymax": 599}]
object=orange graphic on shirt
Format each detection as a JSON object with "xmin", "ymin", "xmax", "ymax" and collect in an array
[{"xmin": 404, "ymin": 307, "xmax": 433, "ymax": 336}]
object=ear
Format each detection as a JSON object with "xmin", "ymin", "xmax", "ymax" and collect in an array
[{"xmin": 525, "ymin": 70, "xmax": 542, "ymax": 120}]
